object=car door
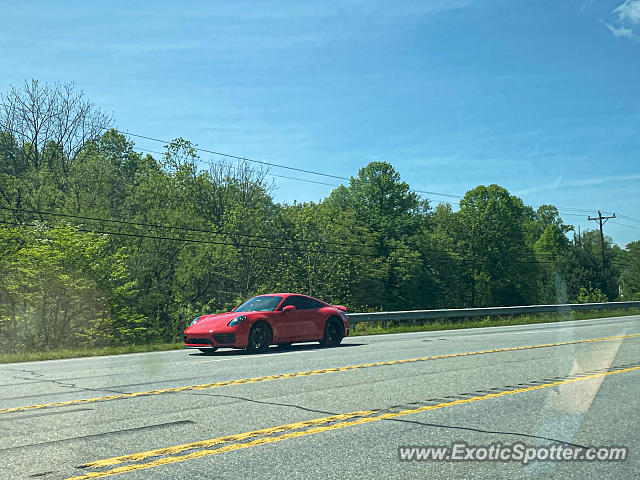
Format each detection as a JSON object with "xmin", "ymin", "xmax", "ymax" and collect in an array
[
  {"xmin": 278, "ymin": 296, "xmax": 308, "ymax": 342},
  {"xmin": 300, "ymin": 297, "xmax": 326, "ymax": 339}
]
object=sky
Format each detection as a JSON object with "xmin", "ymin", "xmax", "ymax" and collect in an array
[{"xmin": 1, "ymin": 0, "xmax": 639, "ymax": 246}]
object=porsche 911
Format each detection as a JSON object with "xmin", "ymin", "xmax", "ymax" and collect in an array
[{"xmin": 184, "ymin": 293, "xmax": 349, "ymax": 354}]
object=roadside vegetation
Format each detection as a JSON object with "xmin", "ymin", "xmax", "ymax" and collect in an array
[
  {"xmin": 0, "ymin": 343, "xmax": 183, "ymax": 364},
  {"xmin": 1, "ymin": 81, "xmax": 639, "ymax": 359}
]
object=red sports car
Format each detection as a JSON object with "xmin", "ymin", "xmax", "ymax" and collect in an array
[{"xmin": 184, "ymin": 293, "xmax": 349, "ymax": 354}]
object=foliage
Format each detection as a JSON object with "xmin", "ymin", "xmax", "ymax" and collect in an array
[
  {"xmin": 0, "ymin": 81, "xmax": 635, "ymax": 353},
  {"xmin": 0, "ymin": 225, "xmax": 141, "ymax": 352},
  {"xmin": 575, "ymin": 287, "xmax": 608, "ymax": 303},
  {"xmin": 620, "ymin": 241, "xmax": 640, "ymax": 300}
]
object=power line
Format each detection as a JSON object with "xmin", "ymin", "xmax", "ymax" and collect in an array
[
  {"xmin": 0, "ymin": 206, "xmax": 367, "ymax": 249},
  {"xmin": 120, "ymin": 130, "xmax": 349, "ymax": 181},
  {"xmin": 138, "ymin": 144, "xmax": 610, "ymax": 217},
  {"xmin": 116, "ymin": 129, "xmax": 462, "ymax": 200},
  {"xmin": 137, "ymin": 140, "xmax": 628, "ymax": 221},
  {"xmin": 98, "ymin": 128, "xmax": 640, "ymax": 248},
  {"xmin": 1, "ymin": 205, "xmax": 572, "ymax": 260},
  {"xmin": 616, "ymin": 214, "xmax": 640, "ymax": 224},
  {"xmin": 137, "ymin": 148, "xmax": 340, "ymax": 188},
  {"xmin": 0, "ymin": 219, "xmax": 381, "ymax": 257},
  {"xmin": 0, "ymin": 217, "xmax": 561, "ymax": 265},
  {"xmin": 121, "ymin": 129, "xmax": 636, "ymax": 221},
  {"xmin": 611, "ymin": 220, "xmax": 640, "ymax": 231}
]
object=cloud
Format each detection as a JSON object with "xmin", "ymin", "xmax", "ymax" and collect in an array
[
  {"xmin": 607, "ymin": 1, "xmax": 640, "ymax": 40},
  {"xmin": 605, "ymin": 22, "xmax": 636, "ymax": 39},
  {"xmin": 614, "ymin": 0, "xmax": 640, "ymax": 23},
  {"xmin": 516, "ymin": 173, "xmax": 640, "ymax": 195},
  {"xmin": 553, "ymin": 175, "xmax": 563, "ymax": 188}
]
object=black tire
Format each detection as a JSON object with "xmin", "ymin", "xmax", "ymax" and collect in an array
[
  {"xmin": 199, "ymin": 347, "xmax": 218, "ymax": 354},
  {"xmin": 320, "ymin": 317, "xmax": 343, "ymax": 348},
  {"xmin": 247, "ymin": 322, "xmax": 273, "ymax": 353}
]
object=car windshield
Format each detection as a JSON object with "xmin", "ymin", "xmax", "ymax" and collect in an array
[{"xmin": 234, "ymin": 296, "xmax": 282, "ymax": 312}]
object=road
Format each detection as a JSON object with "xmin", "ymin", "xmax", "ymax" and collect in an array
[{"xmin": 1, "ymin": 315, "xmax": 639, "ymax": 479}]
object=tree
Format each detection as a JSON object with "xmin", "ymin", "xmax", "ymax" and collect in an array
[
  {"xmin": 0, "ymin": 80, "xmax": 112, "ymax": 218},
  {"xmin": 330, "ymin": 161, "xmax": 427, "ymax": 241},
  {"xmin": 423, "ymin": 202, "xmax": 473, "ymax": 308},
  {"xmin": 0, "ymin": 225, "xmax": 142, "ymax": 352},
  {"xmin": 555, "ymin": 230, "xmax": 620, "ymax": 303},
  {"xmin": 455, "ymin": 185, "xmax": 539, "ymax": 307},
  {"xmin": 0, "ymin": 80, "xmax": 112, "ymax": 171},
  {"xmin": 620, "ymin": 241, "xmax": 640, "ymax": 300},
  {"xmin": 324, "ymin": 162, "xmax": 431, "ymax": 309}
]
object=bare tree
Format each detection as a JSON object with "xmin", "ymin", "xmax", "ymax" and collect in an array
[{"xmin": 0, "ymin": 79, "xmax": 112, "ymax": 173}]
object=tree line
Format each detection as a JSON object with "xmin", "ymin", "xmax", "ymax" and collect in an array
[{"xmin": 0, "ymin": 81, "xmax": 638, "ymax": 353}]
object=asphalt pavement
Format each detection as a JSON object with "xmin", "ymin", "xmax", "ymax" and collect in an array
[{"xmin": 1, "ymin": 315, "xmax": 639, "ymax": 479}]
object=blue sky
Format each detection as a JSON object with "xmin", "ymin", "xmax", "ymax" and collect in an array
[{"xmin": 2, "ymin": 0, "xmax": 639, "ymax": 245}]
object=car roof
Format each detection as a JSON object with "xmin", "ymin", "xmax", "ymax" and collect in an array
[
  {"xmin": 259, "ymin": 293, "xmax": 297, "ymax": 297},
  {"xmin": 258, "ymin": 293, "xmax": 326, "ymax": 303}
]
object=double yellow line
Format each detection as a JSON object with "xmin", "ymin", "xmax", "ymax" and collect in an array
[
  {"xmin": 2, "ymin": 333, "xmax": 639, "ymax": 415},
  {"xmin": 65, "ymin": 363, "xmax": 640, "ymax": 479}
]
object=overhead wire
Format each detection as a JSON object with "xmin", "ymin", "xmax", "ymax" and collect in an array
[
  {"xmin": 117, "ymin": 129, "xmax": 461, "ymax": 201},
  {"xmin": 0, "ymin": 212, "xmax": 562, "ymax": 265},
  {"xmin": 0, "ymin": 205, "xmax": 576, "ymax": 261},
  {"xmin": 123, "ymin": 129, "xmax": 635, "ymax": 224}
]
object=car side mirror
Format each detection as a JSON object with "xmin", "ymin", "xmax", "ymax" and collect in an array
[
  {"xmin": 282, "ymin": 305, "xmax": 296, "ymax": 312},
  {"xmin": 334, "ymin": 305, "xmax": 347, "ymax": 312}
]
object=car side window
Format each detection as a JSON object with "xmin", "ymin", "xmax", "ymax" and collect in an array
[
  {"xmin": 302, "ymin": 298, "xmax": 323, "ymax": 310},
  {"xmin": 281, "ymin": 296, "xmax": 324, "ymax": 310},
  {"xmin": 281, "ymin": 296, "xmax": 305, "ymax": 310}
]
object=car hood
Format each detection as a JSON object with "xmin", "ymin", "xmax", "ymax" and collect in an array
[{"xmin": 187, "ymin": 312, "xmax": 245, "ymax": 332}]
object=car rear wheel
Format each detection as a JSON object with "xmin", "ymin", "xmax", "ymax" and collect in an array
[
  {"xmin": 247, "ymin": 322, "xmax": 272, "ymax": 353},
  {"xmin": 199, "ymin": 348, "xmax": 218, "ymax": 354},
  {"xmin": 320, "ymin": 318, "xmax": 343, "ymax": 347}
]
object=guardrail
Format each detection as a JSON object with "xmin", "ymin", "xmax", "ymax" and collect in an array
[{"xmin": 347, "ymin": 301, "xmax": 640, "ymax": 325}]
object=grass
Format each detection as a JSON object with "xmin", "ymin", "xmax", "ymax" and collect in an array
[
  {"xmin": 0, "ymin": 342, "xmax": 183, "ymax": 364},
  {"xmin": 1, "ymin": 307, "xmax": 639, "ymax": 364}
]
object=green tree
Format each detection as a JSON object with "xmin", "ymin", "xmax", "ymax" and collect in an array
[
  {"xmin": 0, "ymin": 225, "xmax": 142, "ymax": 353},
  {"xmin": 455, "ymin": 184, "xmax": 539, "ymax": 307},
  {"xmin": 0, "ymin": 80, "xmax": 112, "ymax": 218},
  {"xmin": 325, "ymin": 162, "xmax": 431, "ymax": 309},
  {"xmin": 620, "ymin": 241, "xmax": 640, "ymax": 300}
]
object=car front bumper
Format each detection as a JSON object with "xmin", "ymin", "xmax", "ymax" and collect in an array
[{"xmin": 184, "ymin": 331, "xmax": 248, "ymax": 349}]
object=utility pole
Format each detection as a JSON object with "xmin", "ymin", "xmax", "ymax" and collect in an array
[{"xmin": 588, "ymin": 210, "xmax": 615, "ymax": 268}]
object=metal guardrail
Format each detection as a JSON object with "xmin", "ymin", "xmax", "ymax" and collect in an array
[{"xmin": 347, "ymin": 301, "xmax": 640, "ymax": 325}]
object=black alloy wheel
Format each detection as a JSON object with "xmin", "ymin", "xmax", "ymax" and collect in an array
[
  {"xmin": 320, "ymin": 318, "xmax": 343, "ymax": 347},
  {"xmin": 247, "ymin": 322, "xmax": 272, "ymax": 353}
]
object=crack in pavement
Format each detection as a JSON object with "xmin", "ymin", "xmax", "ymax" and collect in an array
[
  {"xmin": 0, "ymin": 420, "xmax": 196, "ymax": 452},
  {"xmin": 187, "ymin": 390, "xmax": 585, "ymax": 448},
  {"xmin": 0, "ymin": 371, "xmax": 128, "ymax": 401},
  {"xmin": 189, "ymin": 391, "xmax": 338, "ymax": 417}
]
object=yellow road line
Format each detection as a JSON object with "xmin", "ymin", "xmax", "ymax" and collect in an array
[
  {"xmin": 2, "ymin": 333, "xmax": 639, "ymax": 415},
  {"xmin": 65, "ymin": 364, "xmax": 640, "ymax": 479},
  {"xmin": 81, "ymin": 410, "xmax": 379, "ymax": 468}
]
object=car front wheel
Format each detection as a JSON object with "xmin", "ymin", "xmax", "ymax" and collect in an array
[{"xmin": 247, "ymin": 322, "xmax": 273, "ymax": 353}]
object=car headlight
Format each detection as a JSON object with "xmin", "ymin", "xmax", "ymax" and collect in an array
[
  {"xmin": 189, "ymin": 316, "xmax": 201, "ymax": 327},
  {"xmin": 228, "ymin": 315, "xmax": 246, "ymax": 327}
]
